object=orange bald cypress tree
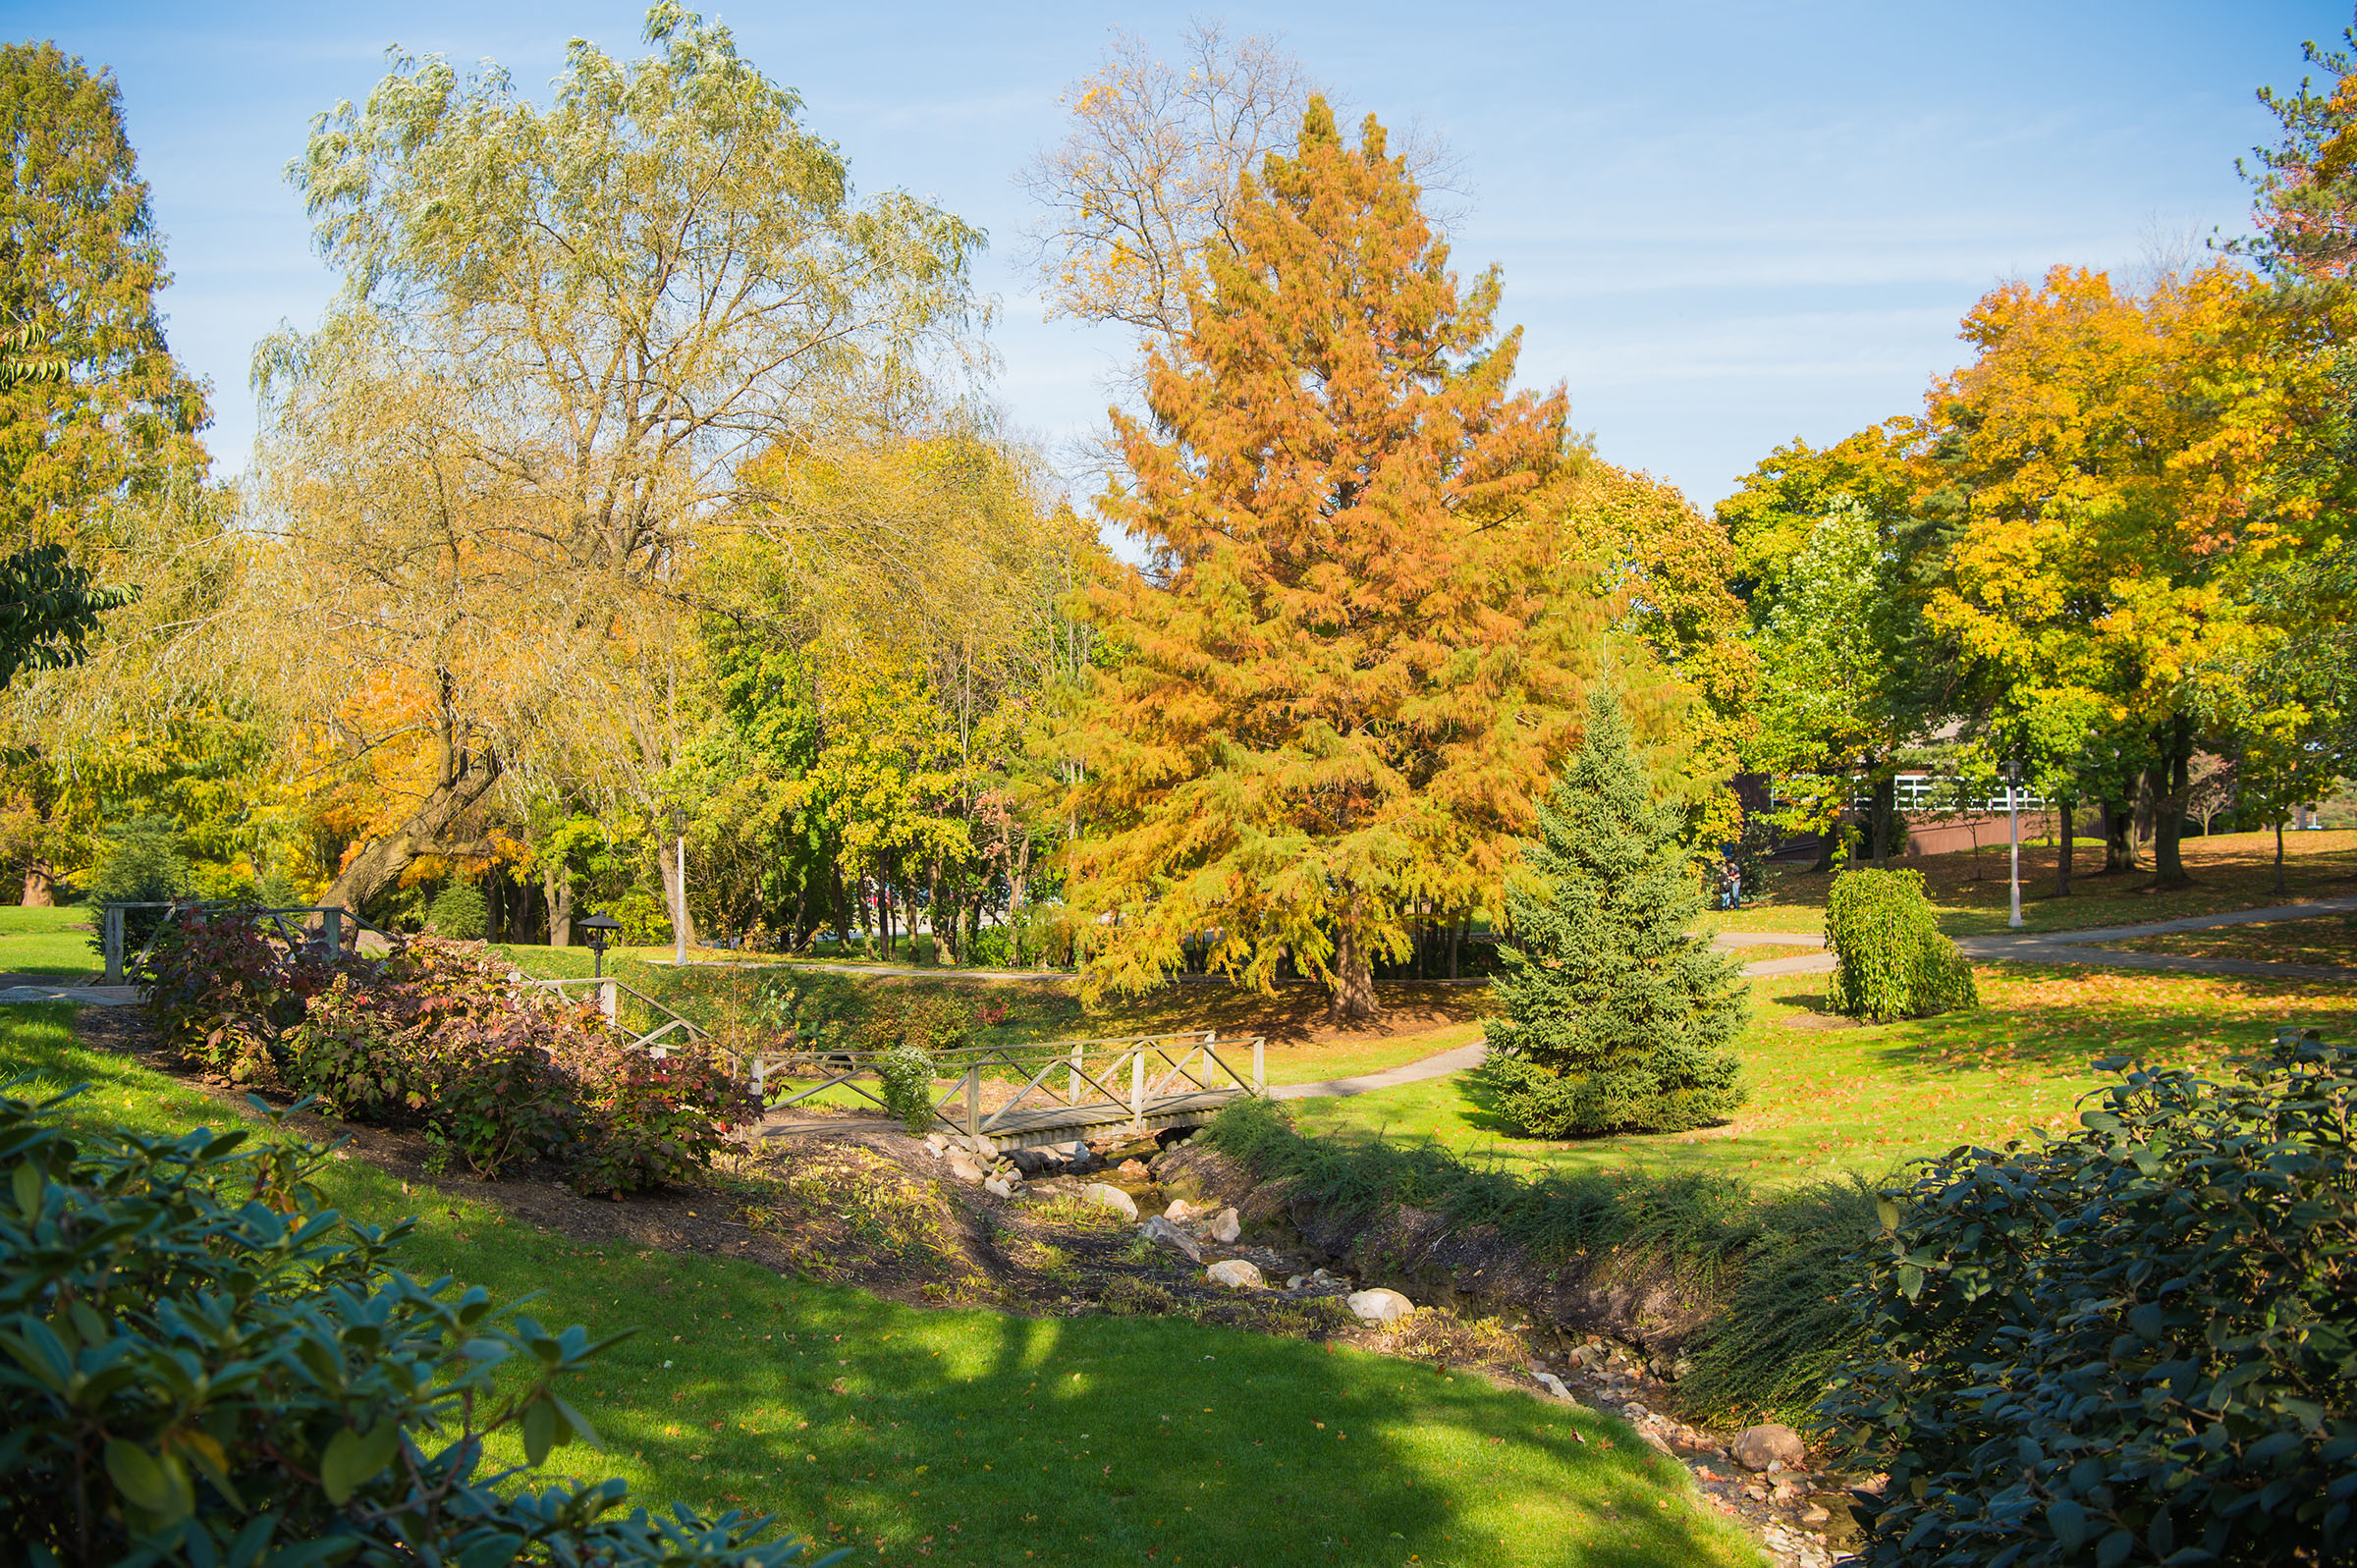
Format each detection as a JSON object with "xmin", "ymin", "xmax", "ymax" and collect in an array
[{"xmin": 1068, "ymin": 98, "xmax": 1596, "ymax": 1022}]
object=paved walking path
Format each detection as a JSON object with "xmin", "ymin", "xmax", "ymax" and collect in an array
[
  {"xmin": 0, "ymin": 981, "xmax": 139, "ymax": 1006},
  {"xmin": 1952, "ymin": 895, "xmax": 2357, "ymax": 982},
  {"xmin": 1269, "ymin": 1042, "xmax": 1491, "ymax": 1101},
  {"xmin": 1725, "ymin": 897, "xmax": 2357, "ymax": 984}
]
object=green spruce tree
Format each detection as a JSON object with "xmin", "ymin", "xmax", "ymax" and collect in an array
[{"xmin": 1479, "ymin": 681, "xmax": 1748, "ymax": 1136}]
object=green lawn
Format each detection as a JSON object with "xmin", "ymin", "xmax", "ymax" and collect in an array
[
  {"xmin": 1716, "ymin": 829, "xmax": 2357, "ymax": 939},
  {"xmin": 1291, "ymin": 964, "xmax": 2357, "ymax": 1189},
  {"xmin": 1, "ymin": 1003, "xmax": 1760, "ymax": 1568},
  {"xmin": 0, "ymin": 902, "xmax": 97, "ymax": 976}
]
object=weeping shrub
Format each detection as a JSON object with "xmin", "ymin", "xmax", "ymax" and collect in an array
[{"xmin": 1824, "ymin": 867, "xmax": 1977, "ymax": 1022}]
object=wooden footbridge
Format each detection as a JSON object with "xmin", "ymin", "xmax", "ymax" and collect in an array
[{"xmin": 752, "ymin": 1033, "xmax": 1269, "ymax": 1154}]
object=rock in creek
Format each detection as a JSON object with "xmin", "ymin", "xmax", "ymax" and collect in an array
[
  {"xmin": 983, "ymin": 1174, "xmax": 1019, "ymax": 1199},
  {"xmin": 1163, "ymin": 1198, "xmax": 1198, "ymax": 1221},
  {"xmin": 1139, "ymin": 1216, "xmax": 1203, "ymax": 1263},
  {"xmin": 947, "ymin": 1156, "xmax": 986, "ymax": 1184},
  {"xmin": 1006, "ymin": 1146, "xmax": 1064, "ymax": 1176},
  {"xmin": 1205, "ymin": 1206, "xmax": 1241, "ymax": 1244},
  {"xmin": 1117, "ymin": 1158, "xmax": 1151, "ymax": 1179},
  {"xmin": 1346, "ymin": 1287, "xmax": 1414, "ymax": 1325},
  {"xmin": 1082, "ymin": 1182, "xmax": 1138, "ymax": 1220},
  {"xmin": 1206, "ymin": 1259, "xmax": 1264, "ymax": 1289},
  {"xmin": 1730, "ymin": 1423, "xmax": 1806, "ymax": 1472}
]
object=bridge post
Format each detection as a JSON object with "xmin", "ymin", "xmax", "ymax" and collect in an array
[
  {"xmin": 323, "ymin": 907, "xmax": 344, "ymax": 959},
  {"xmin": 1069, "ymin": 1042, "xmax": 1082, "ymax": 1107},
  {"xmin": 103, "ymin": 905, "xmax": 123, "ymax": 986},
  {"xmin": 1130, "ymin": 1050, "xmax": 1145, "ymax": 1133},
  {"xmin": 1253, "ymin": 1037, "xmax": 1264, "ymax": 1095},
  {"xmin": 965, "ymin": 1064, "xmax": 981, "ymax": 1149},
  {"xmin": 597, "ymin": 979, "xmax": 619, "ymax": 1021}
]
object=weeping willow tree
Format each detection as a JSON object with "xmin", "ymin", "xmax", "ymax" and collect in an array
[{"xmin": 246, "ymin": 4, "xmax": 987, "ymax": 920}]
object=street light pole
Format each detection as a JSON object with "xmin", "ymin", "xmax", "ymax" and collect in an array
[
  {"xmin": 2006, "ymin": 757, "xmax": 2025, "ymax": 929},
  {"xmin": 669, "ymin": 806, "xmax": 689, "ymax": 968}
]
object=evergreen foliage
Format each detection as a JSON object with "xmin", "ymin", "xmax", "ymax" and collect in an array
[
  {"xmin": 1826, "ymin": 1030, "xmax": 2357, "ymax": 1566},
  {"xmin": 1478, "ymin": 683, "xmax": 1747, "ymax": 1136},
  {"xmin": 427, "ymin": 881, "xmax": 489, "ymax": 941},
  {"xmin": 1824, "ymin": 868, "xmax": 1977, "ymax": 1022},
  {"xmin": 82, "ymin": 815, "xmax": 190, "ymax": 958},
  {"xmin": 0, "ymin": 1078, "xmax": 816, "ymax": 1564}
]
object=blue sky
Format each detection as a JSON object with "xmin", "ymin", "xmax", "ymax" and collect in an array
[{"xmin": 6, "ymin": 0, "xmax": 2343, "ymax": 513}]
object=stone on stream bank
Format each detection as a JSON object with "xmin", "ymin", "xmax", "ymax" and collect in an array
[
  {"xmin": 1207, "ymin": 1259, "xmax": 1265, "ymax": 1289},
  {"xmin": 1140, "ymin": 1216, "xmax": 1203, "ymax": 1263},
  {"xmin": 1346, "ymin": 1287, "xmax": 1414, "ymax": 1325},
  {"xmin": 1205, "ymin": 1206, "xmax": 1241, "ymax": 1244},
  {"xmin": 1082, "ymin": 1182, "xmax": 1138, "ymax": 1220},
  {"xmin": 1731, "ymin": 1424, "xmax": 1807, "ymax": 1472}
]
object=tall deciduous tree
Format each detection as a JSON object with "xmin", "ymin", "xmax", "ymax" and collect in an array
[
  {"xmin": 252, "ymin": 4, "xmax": 983, "ymax": 918},
  {"xmin": 1919, "ymin": 264, "xmax": 2286, "ymax": 889},
  {"xmin": 1068, "ymin": 99, "xmax": 1592, "ymax": 1023},
  {"xmin": 0, "ymin": 44, "xmax": 208, "ymax": 903}
]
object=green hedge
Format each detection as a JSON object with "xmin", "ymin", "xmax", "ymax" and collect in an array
[{"xmin": 1825, "ymin": 867, "xmax": 1977, "ymax": 1022}]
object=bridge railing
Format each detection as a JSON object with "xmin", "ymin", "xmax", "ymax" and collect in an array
[
  {"xmin": 99, "ymin": 901, "xmax": 404, "ymax": 986},
  {"xmin": 759, "ymin": 1031, "xmax": 1268, "ymax": 1149}
]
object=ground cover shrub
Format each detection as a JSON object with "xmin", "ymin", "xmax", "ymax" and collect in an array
[
  {"xmin": 144, "ymin": 907, "xmax": 751, "ymax": 1192},
  {"xmin": 875, "ymin": 1042, "xmax": 940, "ymax": 1134},
  {"xmin": 1480, "ymin": 685, "xmax": 1749, "ymax": 1137},
  {"xmin": 0, "ymin": 1077, "xmax": 817, "ymax": 1566},
  {"xmin": 427, "ymin": 881, "xmax": 489, "ymax": 939},
  {"xmin": 1824, "ymin": 1029, "xmax": 2357, "ymax": 1566},
  {"xmin": 1197, "ymin": 1096, "xmax": 1876, "ymax": 1420},
  {"xmin": 1825, "ymin": 867, "xmax": 1978, "ymax": 1021}
]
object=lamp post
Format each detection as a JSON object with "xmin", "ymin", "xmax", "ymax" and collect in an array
[
  {"xmin": 2005, "ymin": 757, "xmax": 2025, "ymax": 930},
  {"xmin": 669, "ymin": 806, "xmax": 688, "ymax": 968},
  {"xmin": 577, "ymin": 911, "xmax": 621, "ymax": 978}
]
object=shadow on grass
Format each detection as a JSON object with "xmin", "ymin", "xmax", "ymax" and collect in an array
[{"xmin": 14, "ymin": 1003, "xmax": 1756, "ymax": 1568}]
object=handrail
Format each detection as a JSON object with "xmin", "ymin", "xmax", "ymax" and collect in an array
[
  {"xmin": 755, "ymin": 1033, "xmax": 1268, "ymax": 1153},
  {"xmin": 101, "ymin": 900, "xmax": 403, "ymax": 986}
]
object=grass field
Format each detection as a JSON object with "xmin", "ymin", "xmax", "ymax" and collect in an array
[
  {"xmin": 1289, "ymin": 963, "xmax": 2357, "ymax": 1189},
  {"xmin": 1, "ymin": 1003, "xmax": 1760, "ymax": 1568},
  {"xmin": 0, "ymin": 903, "xmax": 97, "ymax": 976},
  {"xmin": 1715, "ymin": 829, "xmax": 2357, "ymax": 938}
]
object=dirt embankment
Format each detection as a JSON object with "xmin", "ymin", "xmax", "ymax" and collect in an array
[{"xmin": 1150, "ymin": 1140, "xmax": 1727, "ymax": 1362}]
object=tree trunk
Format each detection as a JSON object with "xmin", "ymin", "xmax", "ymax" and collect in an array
[
  {"xmin": 542, "ymin": 862, "xmax": 574, "ymax": 946},
  {"xmin": 1329, "ymin": 905, "xmax": 1378, "ymax": 1023},
  {"xmin": 830, "ymin": 865, "xmax": 850, "ymax": 950},
  {"xmin": 321, "ymin": 754, "xmax": 503, "ymax": 916},
  {"xmin": 656, "ymin": 838, "xmax": 696, "ymax": 951},
  {"xmin": 2146, "ymin": 722, "xmax": 2195, "ymax": 890},
  {"xmin": 2054, "ymin": 799, "xmax": 2073, "ymax": 897},
  {"xmin": 21, "ymin": 862, "xmax": 53, "ymax": 906},
  {"xmin": 2275, "ymin": 819, "xmax": 2287, "ymax": 894},
  {"xmin": 1869, "ymin": 772, "xmax": 1898, "ymax": 868},
  {"xmin": 2101, "ymin": 799, "xmax": 2138, "ymax": 874}
]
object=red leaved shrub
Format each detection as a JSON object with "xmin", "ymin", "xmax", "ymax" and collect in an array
[{"xmin": 141, "ymin": 908, "xmax": 751, "ymax": 1190}]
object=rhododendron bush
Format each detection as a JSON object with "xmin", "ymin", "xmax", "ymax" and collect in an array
[{"xmin": 139, "ymin": 906, "xmax": 755, "ymax": 1192}]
